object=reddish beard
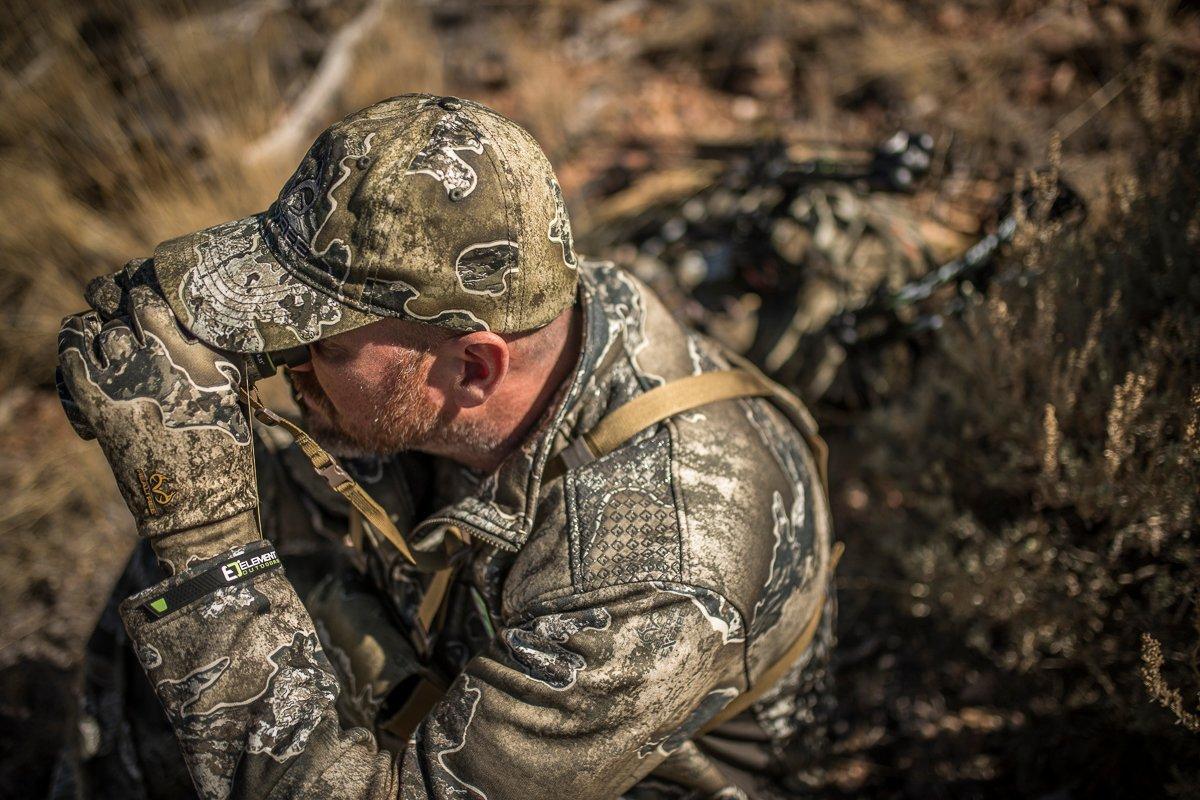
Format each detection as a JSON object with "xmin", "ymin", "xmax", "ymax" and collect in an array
[{"xmin": 286, "ymin": 351, "xmax": 443, "ymax": 457}]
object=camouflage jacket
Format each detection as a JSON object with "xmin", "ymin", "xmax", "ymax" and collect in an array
[{"xmin": 115, "ymin": 261, "xmax": 835, "ymax": 800}]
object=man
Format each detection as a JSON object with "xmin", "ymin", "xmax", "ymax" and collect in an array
[{"xmin": 56, "ymin": 94, "xmax": 836, "ymax": 800}]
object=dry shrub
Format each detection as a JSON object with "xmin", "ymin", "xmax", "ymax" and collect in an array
[
  {"xmin": 835, "ymin": 62, "xmax": 1200, "ymax": 795},
  {"xmin": 1, "ymin": 0, "xmax": 285, "ymax": 387}
]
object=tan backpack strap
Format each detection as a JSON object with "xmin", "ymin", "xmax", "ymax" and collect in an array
[
  {"xmin": 380, "ymin": 674, "xmax": 450, "ymax": 743},
  {"xmin": 700, "ymin": 541, "xmax": 844, "ymax": 735},
  {"xmin": 416, "ymin": 564, "xmax": 456, "ymax": 633},
  {"xmin": 243, "ymin": 389, "xmax": 456, "ymax": 573},
  {"xmin": 244, "ymin": 390, "xmax": 464, "ymax": 658},
  {"xmin": 720, "ymin": 350, "xmax": 830, "ymax": 495},
  {"xmin": 544, "ymin": 370, "xmax": 774, "ymax": 482},
  {"xmin": 544, "ymin": 363, "xmax": 829, "ymax": 496}
]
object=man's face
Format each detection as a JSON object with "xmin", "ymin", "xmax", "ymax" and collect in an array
[{"xmin": 285, "ymin": 319, "xmax": 445, "ymax": 458}]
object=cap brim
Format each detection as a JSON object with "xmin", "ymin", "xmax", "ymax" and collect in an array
[{"xmin": 153, "ymin": 213, "xmax": 380, "ymax": 354}]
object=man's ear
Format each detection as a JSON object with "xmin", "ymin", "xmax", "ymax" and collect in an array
[{"xmin": 444, "ymin": 332, "xmax": 509, "ymax": 408}]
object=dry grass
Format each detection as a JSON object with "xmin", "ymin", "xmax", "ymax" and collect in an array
[
  {"xmin": 0, "ymin": 0, "xmax": 1197, "ymax": 796},
  {"xmin": 830, "ymin": 59, "xmax": 1200, "ymax": 795}
]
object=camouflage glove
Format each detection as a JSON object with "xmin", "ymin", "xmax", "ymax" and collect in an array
[{"xmin": 57, "ymin": 281, "xmax": 260, "ymax": 574}]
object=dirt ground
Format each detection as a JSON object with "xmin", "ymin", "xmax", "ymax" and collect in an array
[{"xmin": 1, "ymin": 1, "xmax": 1198, "ymax": 797}]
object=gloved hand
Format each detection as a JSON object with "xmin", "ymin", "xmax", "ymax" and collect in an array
[{"xmin": 57, "ymin": 275, "xmax": 260, "ymax": 574}]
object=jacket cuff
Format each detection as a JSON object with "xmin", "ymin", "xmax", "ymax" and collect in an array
[
  {"xmin": 122, "ymin": 539, "xmax": 279, "ymax": 625},
  {"xmin": 118, "ymin": 540, "xmax": 341, "ymax": 800}
]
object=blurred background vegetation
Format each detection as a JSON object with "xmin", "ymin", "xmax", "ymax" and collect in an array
[{"xmin": 1, "ymin": 0, "xmax": 1197, "ymax": 797}]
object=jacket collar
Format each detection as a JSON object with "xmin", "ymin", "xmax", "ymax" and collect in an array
[{"xmin": 412, "ymin": 261, "xmax": 640, "ymax": 552}]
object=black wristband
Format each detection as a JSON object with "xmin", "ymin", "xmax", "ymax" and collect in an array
[{"xmin": 138, "ymin": 541, "xmax": 281, "ymax": 621}]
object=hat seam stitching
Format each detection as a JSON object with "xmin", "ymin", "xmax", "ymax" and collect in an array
[{"xmin": 477, "ymin": 117, "xmax": 518, "ymax": 332}]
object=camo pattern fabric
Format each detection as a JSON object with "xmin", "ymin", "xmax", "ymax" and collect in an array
[
  {"xmin": 56, "ymin": 286, "xmax": 258, "ymax": 550},
  {"xmin": 405, "ymin": 96, "xmax": 490, "ymax": 198},
  {"xmin": 150, "ymin": 94, "xmax": 580, "ymax": 354},
  {"xmin": 112, "ymin": 260, "xmax": 834, "ymax": 799}
]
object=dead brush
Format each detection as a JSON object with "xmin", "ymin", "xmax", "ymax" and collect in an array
[{"xmin": 841, "ymin": 60, "xmax": 1200, "ymax": 795}]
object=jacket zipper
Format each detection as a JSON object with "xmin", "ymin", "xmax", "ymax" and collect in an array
[{"xmin": 410, "ymin": 515, "xmax": 520, "ymax": 554}]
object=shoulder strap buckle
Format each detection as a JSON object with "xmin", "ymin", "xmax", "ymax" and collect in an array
[{"xmin": 316, "ymin": 459, "xmax": 353, "ymax": 492}]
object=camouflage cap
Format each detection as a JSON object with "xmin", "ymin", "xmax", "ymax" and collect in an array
[{"xmin": 152, "ymin": 94, "xmax": 579, "ymax": 353}]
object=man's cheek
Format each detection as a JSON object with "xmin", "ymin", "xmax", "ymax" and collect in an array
[
  {"xmin": 322, "ymin": 373, "xmax": 376, "ymax": 423},
  {"xmin": 288, "ymin": 372, "xmax": 339, "ymax": 427},
  {"xmin": 307, "ymin": 361, "xmax": 349, "ymax": 406},
  {"xmin": 321, "ymin": 376, "xmax": 354, "ymax": 412}
]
